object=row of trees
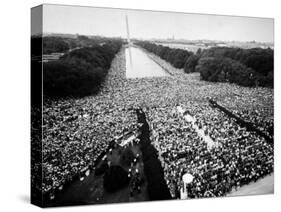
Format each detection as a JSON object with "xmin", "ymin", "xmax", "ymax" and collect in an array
[
  {"xmin": 42, "ymin": 35, "xmax": 122, "ymax": 54},
  {"xmin": 43, "ymin": 40, "xmax": 123, "ymax": 97},
  {"xmin": 43, "ymin": 37, "xmax": 72, "ymax": 54},
  {"xmin": 200, "ymin": 47, "xmax": 273, "ymax": 76},
  {"xmin": 137, "ymin": 41, "xmax": 273, "ymax": 87},
  {"xmin": 196, "ymin": 47, "xmax": 273, "ymax": 87},
  {"xmin": 136, "ymin": 41, "xmax": 193, "ymax": 69},
  {"xmin": 197, "ymin": 57, "xmax": 258, "ymax": 86}
]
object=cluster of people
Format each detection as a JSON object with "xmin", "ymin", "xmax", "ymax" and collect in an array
[
  {"xmin": 128, "ymin": 153, "xmax": 143, "ymax": 197},
  {"xmin": 147, "ymin": 102, "xmax": 273, "ymax": 198},
  {"xmin": 41, "ymin": 46, "xmax": 274, "ymax": 200},
  {"xmin": 213, "ymin": 86, "xmax": 274, "ymax": 140},
  {"xmin": 42, "ymin": 50, "xmax": 139, "ymax": 195}
]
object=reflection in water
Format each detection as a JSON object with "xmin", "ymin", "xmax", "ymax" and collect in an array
[{"xmin": 125, "ymin": 47, "xmax": 169, "ymax": 78}]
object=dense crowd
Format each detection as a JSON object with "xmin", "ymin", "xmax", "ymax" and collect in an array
[
  {"xmin": 146, "ymin": 50, "xmax": 273, "ymax": 141},
  {"xmin": 42, "ymin": 45, "xmax": 274, "ymax": 200},
  {"xmin": 147, "ymin": 102, "xmax": 273, "ymax": 198},
  {"xmin": 218, "ymin": 92, "xmax": 273, "ymax": 140},
  {"xmin": 42, "ymin": 50, "xmax": 138, "ymax": 195}
]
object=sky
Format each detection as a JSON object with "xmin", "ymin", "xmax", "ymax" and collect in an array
[{"xmin": 41, "ymin": 4, "xmax": 274, "ymax": 43}]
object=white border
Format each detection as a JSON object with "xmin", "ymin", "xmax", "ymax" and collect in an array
[{"xmin": 0, "ymin": 0, "xmax": 279, "ymax": 211}]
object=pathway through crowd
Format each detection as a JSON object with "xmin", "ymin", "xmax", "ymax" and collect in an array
[{"xmin": 176, "ymin": 106, "xmax": 219, "ymax": 150}]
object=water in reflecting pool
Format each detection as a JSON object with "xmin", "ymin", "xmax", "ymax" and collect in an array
[{"xmin": 125, "ymin": 47, "xmax": 169, "ymax": 78}]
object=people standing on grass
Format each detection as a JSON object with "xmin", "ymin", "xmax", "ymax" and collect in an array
[{"xmin": 40, "ymin": 49, "xmax": 273, "ymax": 199}]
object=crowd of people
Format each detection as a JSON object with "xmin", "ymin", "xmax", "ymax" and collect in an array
[
  {"xmin": 42, "ymin": 45, "xmax": 274, "ymax": 200},
  {"xmin": 218, "ymin": 91, "xmax": 273, "ymax": 140},
  {"xmin": 42, "ymin": 50, "xmax": 139, "ymax": 195},
  {"xmin": 147, "ymin": 102, "xmax": 273, "ymax": 198}
]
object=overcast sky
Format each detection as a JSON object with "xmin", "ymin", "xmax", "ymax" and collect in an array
[{"xmin": 42, "ymin": 4, "xmax": 274, "ymax": 43}]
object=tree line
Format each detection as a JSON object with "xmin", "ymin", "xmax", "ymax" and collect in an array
[
  {"xmin": 43, "ymin": 39, "xmax": 123, "ymax": 97},
  {"xmin": 197, "ymin": 47, "xmax": 273, "ymax": 87},
  {"xmin": 42, "ymin": 35, "xmax": 123, "ymax": 54},
  {"xmin": 136, "ymin": 41, "xmax": 193, "ymax": 69},
  {"xmin": 43, "ymin": 37, "xmax": 72, "ymax": 54},
  {"xmin": 136, "ymin": 41, "xmax": 273, "ymax": 87}
]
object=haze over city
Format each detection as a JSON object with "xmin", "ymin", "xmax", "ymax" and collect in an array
[{"xmin": 40, "ymin": 4, "xmax": 274, "ymax": 43}]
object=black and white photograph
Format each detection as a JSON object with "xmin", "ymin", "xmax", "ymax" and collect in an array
[{"xmin": 31, "ymin": 4, "xmax": 274, "ymax": 207}]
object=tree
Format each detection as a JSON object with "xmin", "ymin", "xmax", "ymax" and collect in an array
[
  {"xmin": 198, "ymin": 46, "xmax": 273, "ymax": 87},
  {"xmin": 136, "ymin": 41, "xmax": 193, "ymax": 69},
  {"xmin": 43, "ymin": 39, "xmax": 123, "ymax": 97},
  {"xmin": 196, "ymin": 56, "xmax": 257, "ymax": 86},
  {"xmin": 201, "ymin": 47, "xmax": 273, "ymax": 76},
  {"xmin": 196, "ymin": 48, "xmax": 202, "ymax": 56},
  {"xmin": 184, "ymin": 54, "xmax": 199, "ymax": 73},
  {"xmin": 43, "ymin": 37, "xmax": 69, "ymax": 54}
]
